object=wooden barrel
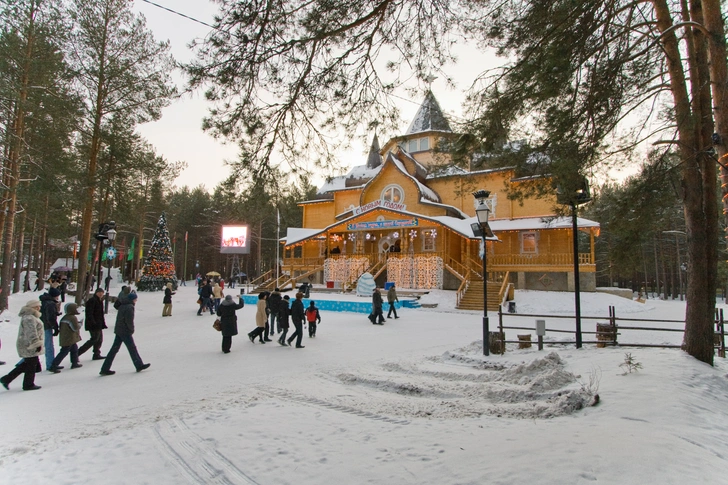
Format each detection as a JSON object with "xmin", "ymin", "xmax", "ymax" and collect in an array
[
  {"xmin": 596, "ymin": 323, "xmax": 616, "ymax": 348},
  {"xmin": 489, "ymin": 331, "xmax": 505, "ymax": 354},
  {"xmin": 517, "ymin": 334, "xmax": 532, "ymax": 349}
]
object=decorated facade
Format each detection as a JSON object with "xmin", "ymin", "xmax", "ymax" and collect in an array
[{"xmin": 281, "ymin": 92, "xmax": 599, "ymax": 297}]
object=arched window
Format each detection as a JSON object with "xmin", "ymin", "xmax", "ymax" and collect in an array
[{"xmin": 381, "ymin": 184, "xmax": 404, "ymax": 204}]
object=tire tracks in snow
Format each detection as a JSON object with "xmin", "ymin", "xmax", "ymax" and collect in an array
[
  {"xmin": 153, "ymin": 417, "xmax": 259, "ymax": 485},
  {"xmin": 259, "ymin": 388, "xmax": 410, "ymax": 426}
]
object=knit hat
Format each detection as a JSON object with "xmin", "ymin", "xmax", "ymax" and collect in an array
[
  {"xmin": 64, "ymin": 303, "xmax": 81, "ymax": 315},
  {"xmin": 49, "ymin": 287, "xmax": 61, "ymax": 297},
  {"xmin": 283, "ymin": 295, "xmax": 290, "ymax": 300},
  {"xmin": 224, "ymin": 294, "xmax": 233, "ymax": 301},
  {"xmin": 27, "ymin": 299, "xmax": 41, "ymax": 309},
  {"xmin": 127, "ymin": 292, "xmax": 138, "ymax": 301}
]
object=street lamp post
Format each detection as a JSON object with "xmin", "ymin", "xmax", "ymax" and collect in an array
[
  {"xmin": 558, "ymin": 179, "xmax": 592, "ymax": 349},
  {"xmin": 104, "ymin": 227, "xmax": 117, "ymax": 314},
  {"xmin": 472, "ymin": 190, "xmax": 493, "ymax": 356}
]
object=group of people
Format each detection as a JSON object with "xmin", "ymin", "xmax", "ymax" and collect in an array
[
  {"xmin": 369, "ymin": 284, "xmax": 400, "ymax": 324},
  {"xmin": 1, "ymin": 285, "xmax": 150, "ymax": 391},
  {"xmin": 210, "ymin": 286, "xmax": 323, "ymax": 354},
  {"xmin": 196, "ymin": 277, "xmax": 229, "ymax": 315}
]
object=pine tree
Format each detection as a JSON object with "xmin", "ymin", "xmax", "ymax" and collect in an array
[{"xmin": 137, "ymin": 212, "xmax": 177, "ymax": 291}]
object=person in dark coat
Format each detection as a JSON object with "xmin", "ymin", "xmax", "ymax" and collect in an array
[
  {"xmin": 369, "ymin": 288, "xmax": 385, "ymax": 325},
  {"xmin": 268, "ymin": 288, "xmax": 282, "ymax": 334},
  {"xmin": 216, "ymin": 294, "xmax": 245, "ymax": 353},
  {"xmin": 99, "ymin": 292, "xmax": 150, "ymax": 375},
  {"xmin": 162, "ymin": 282, "xmax": 175, "ymax": 317},
  {"xmin": 78, "ymin": 288, "xmax": 107, "ymax": 360},
  {"xmin": 277, "ymin": 295, "xmax": 291, "ymax": 346},
  {"xmin": 40, "ymin": 287, "xmax": 61, "ymax": 370},
  {"xmin": 114, "ymin": 286, "xmax": 130, "ymax": 310},
  {"xmin": 287, "ymin": 292, "xmax": 305, "ymax": 348},
  {"xmin": 198, "ymin": 280, "xmax": 214, "ymax": 316},
  {"xmin": 59, "ymin": 277, "xmax": 68, "ymax": 302}
]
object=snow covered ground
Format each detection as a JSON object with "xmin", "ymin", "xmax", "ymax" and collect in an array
[{"xmin": 1, "ymin": 282, "xmax": 727, "ymax": 484}]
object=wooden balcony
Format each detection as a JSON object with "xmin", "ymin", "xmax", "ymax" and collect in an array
[{"xmin": 488, "ymin": 252, "xmax": 595, "ymax": 272}]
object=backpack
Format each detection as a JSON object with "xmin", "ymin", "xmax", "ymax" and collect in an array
[{"xmin": 305, "ymin": 307, "xmax": 318, "ymax": 323}]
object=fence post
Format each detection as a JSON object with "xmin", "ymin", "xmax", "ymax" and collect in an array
[
  {"xmin": 610, "ymin": 305, "xmax": 618, "ymax": 347},
  {"xmin": 720, "ymin": 309, "xmax": 725, "ymax": 358},
  {"xmin": 536, "ymin": 319, "xmax": 545, "ymax": 351}
]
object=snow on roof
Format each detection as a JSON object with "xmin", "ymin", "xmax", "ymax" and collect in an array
[
  {"xmin": 390, "ymin": 156, "xmax": 440, "ymax": 202},
  {"xmin": 347, "ymin": 164, "xmax": 382, "ymax": 179},
  {"xmin": 426, "ymin": 165, "xmax": 469, "ymax": 178},
  {"xmin": 406, "ymin": 90, "xmax": 452, "ymax": 134},
  {"xmin": 488, "ymin": 216, "xmax": 600, "ymax": 231},
  {"xmin": 283, "ymin": 228, "xmax": 323, "ymax": 245},
  {"xmin": 317, "ymin": 165, "xmax": 383, "ymax": 195},
  {"xmin": 317, "ymin": 176, "xmax": 347, "ymax": 194}
]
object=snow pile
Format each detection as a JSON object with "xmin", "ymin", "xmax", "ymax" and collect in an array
[{"xmin": 322, "ymin": 349, "xmax": 596, "ymax": 420}]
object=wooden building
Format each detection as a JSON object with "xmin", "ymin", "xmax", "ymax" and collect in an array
[{"xmin": 273, "ymin": 92, "xmax": 599, "ymax": 309}]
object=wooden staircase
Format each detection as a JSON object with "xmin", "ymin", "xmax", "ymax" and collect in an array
[{"xmin": 457, "ymin": 280, "xmax": 501, "ymax": 311}]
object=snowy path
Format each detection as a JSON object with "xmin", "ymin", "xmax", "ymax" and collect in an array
[{"xmin": 1, "ymin": 285, "xmax": 728, "ymax": 483}]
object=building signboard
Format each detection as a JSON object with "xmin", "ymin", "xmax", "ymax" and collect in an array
[
  {"xmin": 352, "ymin": 199, "xmax": 406, "ymax": 216},
  {"xmin": 347, "ymin": 218, "xmax": 419, "ymax": 231}
]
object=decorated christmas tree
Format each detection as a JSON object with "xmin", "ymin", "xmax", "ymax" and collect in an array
[{"xmin": 137, "ymin": 212, "xmax": 178, "ymax": 291}]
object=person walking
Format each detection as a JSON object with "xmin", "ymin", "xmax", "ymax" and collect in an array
[
  {"xmin": 162, "ymin": 282, "xmax": 175, "ymax": 317},
  {"xmin": 262, "ymin": 291, "xmax": 273, "ymax": 342},
  {"xmin": 1, "ymin": 300, "xmax": 44, "ymax": 391},
  {"xmin": 216, "ymin": 294, "xmax": 245, "ymax": 353},
  {"xmin": 268, "ymin": 288, "xmax": 282, "ymax": 334},
  {"xmin": 287, "ymin": 292, "xmax": 305, "ymax": 348},
  {"xmin": 78, "ymin": 288, "xmax": 107, "ymax": 360},
  {"xmin": 387, "ymin": 283, "xmax": 400, "ymax": 319},
  {"xmin": 305, "ymin": 301, "xmax": 321, "ymax": 337},
  {"xmin": 369, "ymin": 288, "xmax": 385, "ymax": 325},
  {"xmin": 48, "ymin": 303, "xmax": 84, "ymax": 372},
  {"xmin": 277, "ymin": 295, "xmax": 291, "ymax": 346},
  {"xmin": 40, "ymin": 287, "xmax": 61, "ymax": 370},
  {"xmin": 99, "ymin": 292, "xmax": 150, "ymax": 376},
  {"xmin": 248, "ymin": 292, "xmax": 268, "ymax": 343},
  {"xmin": 212, "ymin": 282, "xmax": 223, "ymax": 312},
  {"xmin": 114, "ymin": 286, "xmax": 131, "ymax": 310},
  {"xmin": 198, "ymin": 280, "xmax": 214, "ymax": 316}
]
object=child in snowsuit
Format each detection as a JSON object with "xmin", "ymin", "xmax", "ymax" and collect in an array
[
  {"xmin": 305, "ymin": 301, "xmax": 321, "ymax": 338},
  {"xmin": 49, "ymin": 303, "xmax": 83, "ymax": 372}
]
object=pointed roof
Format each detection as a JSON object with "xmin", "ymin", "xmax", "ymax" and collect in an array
[
  {"xmin": 406, "ymin": 90, "xmax": 452, "ymax": 135},
  {"xmin": 366, "ymin": 133, "xmax": 382, "ymax": 169}
]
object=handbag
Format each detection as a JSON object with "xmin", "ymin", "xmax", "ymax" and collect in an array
[
  {"xmin": 213, "ymin": 319, "xmax": 222, "ymax": 331},
  {"xmin": 197, "ymin": 298, "xmax": 202, "ymax": 305}
]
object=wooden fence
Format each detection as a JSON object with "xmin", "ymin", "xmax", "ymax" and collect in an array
[{"xmin": 495, "ymin": 306, "xmax": 726, "ymax": 357}]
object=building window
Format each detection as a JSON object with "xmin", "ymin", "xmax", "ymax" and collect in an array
[
  {"xmin": 382, "ymin": 184, "xmax": 404, "ymax": 204},
  {"xmin": 521, "ymin": 231, "xmax": 538, "ymax": 254},
  {"xmin": 293, "ymin": 246, "xmax": 303, "ymax": 258},
  {"xmin": 419, "ymin": 137, "xmax": 429, "ymax": 150},
  {"xmin": 422, "ymin": 229, "xmax": 437, "ymax": 252},
  {"xmin": 408, "ymin": 139, "xmax": 419, "ymax": 152}
]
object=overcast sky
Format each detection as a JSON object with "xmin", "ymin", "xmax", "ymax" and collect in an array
[{"xmin": 131, "ymin": 0, "xmax": 503, "ymax": 191}]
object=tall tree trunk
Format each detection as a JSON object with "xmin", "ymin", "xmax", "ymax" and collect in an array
[
  {"xmin": 654, "ymin": 0, "xmax": 715, "ymax": 364},
  {"xmin": 24, "ymin": 215, "xmax": 37, "ymax": 292},
  {"xmin": 75, "ymin": 8, "xmax": 110, "ymax": 304},
  {"xmin": 13, "ymin": 208, "xmax": 27, "ymax": 293},
  {"xmin": 0, "ymin": 2, "xmax": 37, "ymax": 310}
]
